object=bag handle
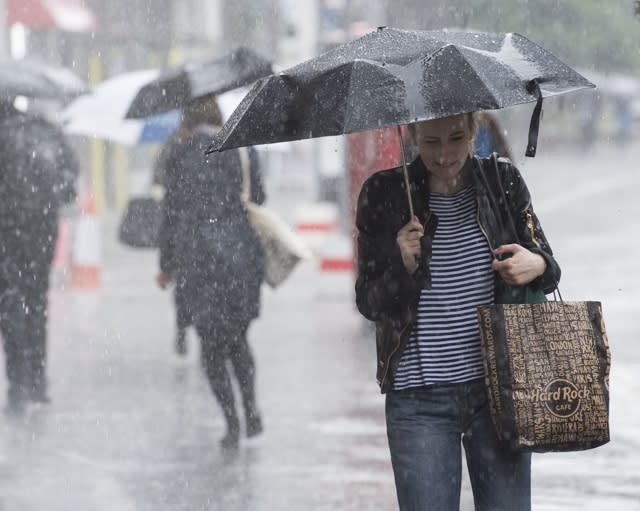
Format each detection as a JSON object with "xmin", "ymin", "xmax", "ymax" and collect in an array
[
  {"xmin": 489, "ymin": 155, "xmax": 563, "ymax": 301},
  {"xmin": 473, "ymin": 155, "xmax": 511, "ymax": 244},
  {"xmin": 477, "ymin": 155, "xmax": 563, "ymax": 302},
  {"xmin": 238, "ymin": 147, "xmax": 251, "ymax": 203},
  {"xmin": 525, "ymin": 285, "xmax": 563, "ymax": 303},
  {"xmin": 490, "ymin": 155, "xmax": 520, "ymax": 245}
]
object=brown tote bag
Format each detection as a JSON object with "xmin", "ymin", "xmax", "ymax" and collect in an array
[
  {"xmin": 477, "ymin": 299, "xmax": 611, "ymax": 452},
  {"xmin": 475, "ymin": 155, "xmax": 611, "ymax": 452}
]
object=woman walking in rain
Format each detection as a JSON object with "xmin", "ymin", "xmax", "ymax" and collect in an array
[
  {"xmin": 156, "ymin": 96, "xmax": 265, "ymax": 450},
  {"xmin": 355, "ymin": 113, "xmax": 560, "ymax": 510}
]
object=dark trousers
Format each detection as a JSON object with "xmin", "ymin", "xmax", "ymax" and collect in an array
[
  {"xmin": 195, "ymin": 320, "xmax": 258, "ymax": 433},
  {"xmin": 0, "ymin": 286, "xmax": 48, "ymax": 404}
]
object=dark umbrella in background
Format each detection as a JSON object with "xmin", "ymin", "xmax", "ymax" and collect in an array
[
  {"xmin": 125, "ymin": 47, "xmax": 273, "ymax": 119},
  {"xmin": 207, "ymin": 27, "xmax": 594, "ymax": 216},
  {"xmin": 0, "ymin": 59, "xmax": 88, "ymax": 103}
]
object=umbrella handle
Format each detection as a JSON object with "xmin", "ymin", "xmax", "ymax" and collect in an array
[
  {"xmin": 397, "ymin": 125, "xmax": 422, "ymax": 268},
  {"xmin": 397, "ymin": 125, "xmax": 415, "ymax": 218}
]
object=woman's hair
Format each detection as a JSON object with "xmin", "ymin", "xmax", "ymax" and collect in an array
[
  {"xmin": 172, "ymin": 95, "xmax": 224, "ymax": 143},
  {"xmin": 407, "ymin": 112, "xmax": 477, "ymax": 154}
]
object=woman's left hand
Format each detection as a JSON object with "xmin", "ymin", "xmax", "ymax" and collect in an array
[{"xmin": 491, "ymin": 244, "xmax": 546, "ymax": 286}]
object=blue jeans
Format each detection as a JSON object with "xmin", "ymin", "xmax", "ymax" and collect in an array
[{"xmin": 386, "ymin": 379, "xmax": 531, "ymax": 511}]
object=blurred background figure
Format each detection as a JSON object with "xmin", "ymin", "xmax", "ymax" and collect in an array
[
  {"xmin": 141, "ymin": 47, "xmax": 272, "ymax": 358},
  {"xmin": 613, "ymin": 97, "xmax": 633, "ymax": 146},
  {"xmin": 473, "ymin": 111, "xmax": 513, "ymax": 160},
  {"xmin": 155, "ymin": 96, "xmax": 266, "ymax": 450},
  {"xmin": 0, "ymin": 100, "xmax": 79, "ymax": 414},
  {"xmin": 153, "ymin": 133, "xmax": 193, "ymax": 356},
  {"xmin": 575, "ymin": 91, "xmax": 601, "ymax": 151}
]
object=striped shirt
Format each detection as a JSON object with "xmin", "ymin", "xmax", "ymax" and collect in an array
[{"xmin": 393, "ymin": 185, "xmax": 495, "ymax": 390}]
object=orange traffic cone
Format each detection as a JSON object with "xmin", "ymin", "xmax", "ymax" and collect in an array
[
  {"xmin": 70, "ymin": 193, "xmax": 102, "ymax": 289},
  {"xmin": 51, "ymin": 218, "xmax": 72, "ymax": 288}
]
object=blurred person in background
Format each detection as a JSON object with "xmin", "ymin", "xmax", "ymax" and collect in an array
[
  {"xmin": 0, "ymin": 101, "xmax": 79, "ymax": 414},
  {"xmin": 355, "ymin": 112, "xmax": 560, "ymax": 510},
  {"xmin": 473, "ymin": 111, "xmax": 513, "ymax": 160},
  {"xmin": 155, "ymin": 96, "xmax": 266, "ymax": 450},
  {"xmin": 613, "ymin": 97, "xmax": 633, "ymax": 146},
  {"xmin": 154, "ymin": 134, "xmax": 194, "ymax": 356},
  {"xmin": 576, "ymin": 92, "xmax": 601, "ymax": 151}
]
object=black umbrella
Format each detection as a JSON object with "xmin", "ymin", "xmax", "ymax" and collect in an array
[
  {"xmin": 0, "ymin": 59, "xmax": 88, "ymax": 103},
  {"xmin": 125, "ymin": 47, "xmax": 273, "ymax": 119},
  {"xmin": 208, "ymin": 28, "xmax": 594, "ymax": 159}
]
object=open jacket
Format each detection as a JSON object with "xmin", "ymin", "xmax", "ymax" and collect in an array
[{"xmin": 355, "ymin": 154, "xmax": 560, "ymax": 393}]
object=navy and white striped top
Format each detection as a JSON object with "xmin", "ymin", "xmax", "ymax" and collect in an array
[{"xmin": 393, "ymin": 185, "xmax": 495, "ymax": 390}]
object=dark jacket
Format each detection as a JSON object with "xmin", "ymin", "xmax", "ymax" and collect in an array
[
  {"xmin": 158, "ymin": 130, "xmax": 265, "ymax": 326},
  {"xmin": 355, "ymin": 154, "xmax": 560, "ymax": 393},
  {"xmin": 0, "ymin": 111, "xmax": 78, "ymax": 294}
]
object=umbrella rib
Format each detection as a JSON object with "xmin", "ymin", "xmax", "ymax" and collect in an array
[
  {"xmin": 208, "ymin": 76, "xmax": 271, "ymax": 151},
  {"xmin": 343, "ymin": 59, "xmax": 404, "ymax": 133},
  {"xmin": 343, "ymin": 61, "xmax": 359, "ymax": 133},
  {"xmin": 430, "ymin": 44, "xmax": 502, "ymax": 110},
  {"xmin": 457, "ymin": 51, "xmax": 502, "ymax": 109}
]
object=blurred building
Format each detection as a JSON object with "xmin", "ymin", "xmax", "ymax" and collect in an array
[
  {"xmin": 0, "ymin": 0, "xmax": 392, "ymax": 213},
  {"xmin": 384, "ymin": 0, "xmax": 472, "ymax": 29}
]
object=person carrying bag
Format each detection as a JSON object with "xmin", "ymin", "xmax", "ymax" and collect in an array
[{"xmin": 355, "ymin": 114, "xmax": 560, "ymax": 510}]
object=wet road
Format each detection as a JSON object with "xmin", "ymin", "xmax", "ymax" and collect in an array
[{"xmin": 0, "ymin": 142, "xmax": 639, "ymax": 510}]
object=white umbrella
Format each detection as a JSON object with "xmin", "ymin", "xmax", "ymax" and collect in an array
[{"xmin": 60, "ymin": 69, "xmax": 179, "ymax": 145}]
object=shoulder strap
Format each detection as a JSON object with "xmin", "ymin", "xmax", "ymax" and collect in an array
[
  {"xmin": 238, "ymin": 147, "xmax": 251, "ymax": 203},
  {"xmin": 490, "ymin": 154, "xmax": 520, "ymax": 243},
  {"xmin": 474, "ymin": 154, "xmax": 519, "ymax": 243}
]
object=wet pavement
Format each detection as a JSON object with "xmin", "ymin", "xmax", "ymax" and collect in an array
[{"xmin": 0, "ymin": 142, "xmax": 639, "ymax": 510}]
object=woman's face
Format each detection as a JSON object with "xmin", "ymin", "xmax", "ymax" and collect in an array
[{"xmin": 413, "ymin": 114, "xmax": 473, "ymax": 182}]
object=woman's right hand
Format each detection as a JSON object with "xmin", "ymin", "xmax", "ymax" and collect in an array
[{"xmin": 396, "ymin": 216, "xmax": 424, "ymax": 274}]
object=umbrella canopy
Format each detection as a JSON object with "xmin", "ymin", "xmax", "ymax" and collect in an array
[
  {"xmin": 125, "ymin": 47, "xmax": 273, "ymax": 119},
  {"xmin": 0, "ymin": 59, "xmax": 88, "ymax": 103},
  {"xmin": 61, "ymin": 71, "xmax": 249, "ymax": 145},
  {"xmin": 208, "ymin": 28, "xmax": 594, "ymax": 155},
  {"xmin": 61, "ymin": 69, "xmax": 180, "ymax": 145}
]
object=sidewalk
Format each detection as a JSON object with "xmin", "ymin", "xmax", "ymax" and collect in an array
[
  {"xmin": 0, "ymin": 219, "xmax": 636, "ymax": 510},
  {"xmin": 0, "ymin": 221, "xmax": 398, "ymax": 511}
]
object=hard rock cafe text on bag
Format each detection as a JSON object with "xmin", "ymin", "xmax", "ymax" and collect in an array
[{"xmin": 477, "ymin": 300, "xmax": 611, "ymax": 452}]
